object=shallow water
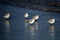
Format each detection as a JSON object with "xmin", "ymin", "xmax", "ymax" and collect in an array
[{"xmin": 0, "ymin": 4, "xmax": 60, "ymax": 40}]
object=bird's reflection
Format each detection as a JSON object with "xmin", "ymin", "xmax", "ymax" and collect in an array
[
  {"xmin": 28, "ymin": 25, "xmax": 35, "ymax": 40},
  {"xmin": 25, "ymin": 20, "xmax": 39, "ymax": 40},
  {"xmin": 24, "ymin": 19, "xmax": 29, "ymax": 40},
  {"xmin": 49, "ymin": 25, "xmax": 55, "ymax": 40},
  {"xmin": 29, "ymin": 26, "xmax": 35, "ymax": 35},
  {"xmin": 34, "ymin": 22, "xmax": 39, "ymax": 31},
  {"xmin": 2, "ymin": 20, "xmax": 10, "ymax": 40},
  {"xmin": 25, "ymin": 20, "xmax": 29, "ymax": 28},
  {"xmin": 34, "ymin": 22, "xmax": 39, "ymax": 40},
  {"xmin": 4, "ymin": 20, "xmax": 10, "ymax": 32}
]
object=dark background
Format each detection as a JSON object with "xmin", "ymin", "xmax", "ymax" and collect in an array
[{"xmin": 0, "ymin": 0, "xmax": 60, "ymax": 40}]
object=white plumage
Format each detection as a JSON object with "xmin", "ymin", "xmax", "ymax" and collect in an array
[
  {"xmin": 3, "ymin": 13, "xmax": 10, "ymax": 19},
  {"xmin": 33, "ymin": 15, "xmax": 39, "ymax": 20},
  {"xmin": 48, "ymin": 19, "xmax": 55, "ymax": 24},
  {"xmin": 24, "ymin": 13, "xmax": 29, "ymax": 18},
  {"xmin": 29, "ymin": 19, "xmax": 35, "ymax": 24}
]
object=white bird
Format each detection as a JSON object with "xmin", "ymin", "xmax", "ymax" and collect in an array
[
  {"xmin": 3, "ymin": 13, "xmax": 10, "ymax": 19},
  {"xmin": 48, "ymin": 19, "xmax": 55, "ymax": 24},
  {"xmin": 33, "ymin": 15, "xmax": 39, "ymax": 20},
  {"xmin": 24, "ymin": 13, "xmax": 29, "ymax": 18},
  {"xmin": 29, "ymin": 19, "xmax": 35, "ymax": 24}
]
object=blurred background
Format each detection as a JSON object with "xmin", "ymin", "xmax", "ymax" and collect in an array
[{"xmin": 0, "ymin": 0, "xmax": 60, "ymax": 40}]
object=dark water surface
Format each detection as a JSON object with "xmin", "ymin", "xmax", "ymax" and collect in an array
[{"xmin": 0, "ymin": 4, "xmax": 60, "ymax": 40}]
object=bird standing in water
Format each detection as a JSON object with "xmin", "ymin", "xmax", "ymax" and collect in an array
[
  {"xmin": 48, "ymin": 19, "xmax": 55, "ymax": 24},
  {"xmin": 3, "ymin": 13, "xmax": 10, "ymax": 19}
]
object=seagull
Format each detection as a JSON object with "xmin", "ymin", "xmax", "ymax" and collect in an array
[
  {"xmin": 3, "ymin": 13, "xmax": 10, "ymax": 19},
  {"xmin": 48, "ymin": 19, "xmax": 55, "ymax": 24},
  {"xmin": 24, "ymin": 13, "xmax": 29, "ymax": 18},
  {"xmin": 33, "ymin": 15, "xmax": 39, "ymax": 20},
  {"xmin": 29, "ymin": 19, "xmax": 35, "ymax": 24}
]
